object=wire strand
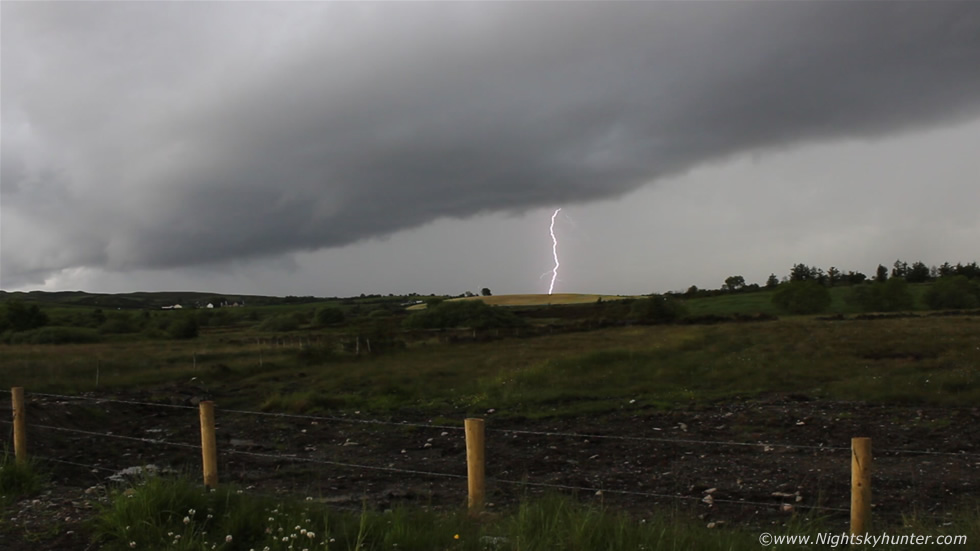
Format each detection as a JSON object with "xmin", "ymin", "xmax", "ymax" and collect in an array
[
  {"xmin": 19, "ymin": 393, "xmax": 980, "ymax": 457},
  {"xmin": 30, "ymin": 391, "xmax": 199, "ymax": 410},
  {"xmin": 488, "ymin": 477, "xmax": 852, "ymax": 513},
  {"xmin": 222, "ymin": 447, "xmax": 468, "ymax": 480},
  {"xmin": 219, "ymin": 407, "xmax": 462, "ymax": 432},
  {"xmin": 1, "ymin": 420, "xmax": 960, "ymax": 520},
  {"xmin": 28, "ymin": 391, "xmax": 464, "ymax": 431},
  {"xmin": 32, "ymin": 454, "xmax": 118, "ymax": 473},
  {"xmin": 30, "ymin": 423, "xmax": 202, "ymax": 450},
  {"xmin": 488, "ymin": 427, "xmax": 980, "ymax": 458},
  {"xmin": 489, "ymin": 427, "xmax": 851, "ymax": 452}
]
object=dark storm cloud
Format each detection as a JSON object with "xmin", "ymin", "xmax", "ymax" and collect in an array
[{"xmin": 3, "ymin": 2, "xmax": 980, "ymax": 286}]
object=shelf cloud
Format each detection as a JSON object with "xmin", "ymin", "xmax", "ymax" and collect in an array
[{"xmin": 3, "ymin": 2, "xmax": 980, "ymax": 289}]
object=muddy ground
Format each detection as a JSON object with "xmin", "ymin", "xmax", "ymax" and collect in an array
[{"xmin": 3, "ymin": 389, "xmax": 979, "ymax": 550}]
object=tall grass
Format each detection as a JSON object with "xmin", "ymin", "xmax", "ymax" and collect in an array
[
  {"xmin": 0, "ymin": 451, "xmax": 42, "ymax": 506},
  {"xmin": 92, "ymin": 476, "xmax": 473, "ymax": 551},
  {"xmin": 92, "ymin": 477, "xmax": 978, "ymax": 550}
]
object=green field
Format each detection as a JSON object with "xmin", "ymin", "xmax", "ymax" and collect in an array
[
  {"xmin": 2, "ymin": 286, "xmax": 979, "ymax": 550},
  {"xmin": 1, "ymin": 290, "xmax": 978, "ymax": 415}
]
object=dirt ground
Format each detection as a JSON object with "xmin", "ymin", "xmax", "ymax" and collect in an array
[{"xmin": 3, "ymin": 389, "xmax": 979, "ymax": 550}]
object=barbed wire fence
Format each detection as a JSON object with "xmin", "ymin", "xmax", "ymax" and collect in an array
[
  {"xmin": 24, "ymin": 392, "xmax": 980, "ymax": 457},
  {"xmin": 5, "ymin": 389, "xmax": 979, "ymax": 524}
]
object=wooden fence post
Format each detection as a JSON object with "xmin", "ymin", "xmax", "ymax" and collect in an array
[
  {"xmin": 11, "ymin": 387, "xmax": 27, "ymax": 464},
  {"xmin": 465, "ymin": 418, "xmax": 486, "ymax": 514},
  {"xmin": 199, "ymin": 401, "xmax": 218, "ymax": 488},
  {"xmin": 850, "ymin": 437, "xmax": 872, "ymax": 536}
]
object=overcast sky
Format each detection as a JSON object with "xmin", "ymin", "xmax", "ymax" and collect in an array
[{"xmin": 2, "ymin": 2, "xmax": 979, "ymax": 297}]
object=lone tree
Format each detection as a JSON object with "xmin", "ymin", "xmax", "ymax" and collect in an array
[
  {"xmin": 906, "ymin": 261, "xmax": 931, "ymax": 283},
  {"xmin": 766, "ymin": 274, "xmax": 780, "ymax": 288},
  {"xmin": 723, "ymin": 275, "xmax": 746, "ymax": 292},
  {"xmin": 891, "ymin": 259, "xmax": 909, "ymax": 279},
  {"xmin": 827, "ymin": 267, "xmax": 841, "ymax": 286},
  {"xmin": 875, "ymin": 264, "xmax": 889, "ymax": 283},
  {"xmin": 790, "ymin": 263, "xmax": 824, "ymax": 283},
  {"xmin": 481, "ymin": 288, "xmax": 492, "ymax": 296},
  {"xmin": 790, "ymin": 263, "xmax": 813, "ymax": 282}
]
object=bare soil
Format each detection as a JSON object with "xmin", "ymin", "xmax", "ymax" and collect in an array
[{"xmin": 4, "ymin": 389, "xmax": 979, "ymax": 550}]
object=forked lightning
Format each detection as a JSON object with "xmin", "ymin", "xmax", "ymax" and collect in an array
[{"xmin": 548, "ymin": 208, "xmax": 561, "ymax": 295}]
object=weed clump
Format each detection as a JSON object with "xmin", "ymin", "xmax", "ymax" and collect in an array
[{"xmin": 0, "ymin": 452, "xmax": 42, "ymax": 506}]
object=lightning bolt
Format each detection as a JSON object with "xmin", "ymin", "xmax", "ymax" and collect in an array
[{"xmin": 548, "ymin": 208, "xmax": 562, "ymax": 295}]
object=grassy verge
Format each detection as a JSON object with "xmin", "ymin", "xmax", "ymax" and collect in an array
[{"xmin": 92, "ymin": 477, "xmax": 978, "ymax": 550}]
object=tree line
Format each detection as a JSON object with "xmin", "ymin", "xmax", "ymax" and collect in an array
[
  {"xmin": 782, "ymin": 260, "xmax": 979, "ymax": 286},
  {"xmin": 690, "ymin": 260, "xmax": 980, "ymax": 298},
  {"xmin": 765, "ymin": 260, "xmax": 980, "ymax": 315}
]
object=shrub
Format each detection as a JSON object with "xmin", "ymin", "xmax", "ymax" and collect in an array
[
  {"xmin": 98, "ymin": 313, "xmax": 141, "ymax": 334},
  {"xmin": 924, "ymin": 276, "xmax": 980, "ymax": 310},
  {"xmin": 167, "ymin": 316, "xmax": 199, "ymax": 340},
  {"xmin": 314, "ymin": 306, "xmax": 345, "ymax": 326},
  {"xmin": 0, "ymin": 301, "xmax": 49, "ymax": 332},
  {"xmin": 772, "ymin": 281, "xmax": 832, "ymax": 314},
  {"xmin": 849, "ymin": 278, "xmax": 915, "ymax": 312},
  {"xmin": 140, "ymin": 316, "xmax": 174, "ymax": 338},
  {"xmin": 205, "ymin": 309, "xmax": 234, "ymax": 327},
  {"xmin": 367, "ymin": 309, "xmax": 393, "ymax": 319},
  {"xmin": 404, "ymin": 300, "xmax": 525, "ymax": 330},
  {"xmin": 257, "ymin": 314, "xmax": 300, "ymax": 332},
  {"xmin": 630, "ymin": 295, "xmax": 687, "ymax": 323}
]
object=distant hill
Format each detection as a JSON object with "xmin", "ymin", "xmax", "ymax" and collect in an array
[{"xmin": 0, "ymin": 290, "xmax": 326, "ymax": 310}]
